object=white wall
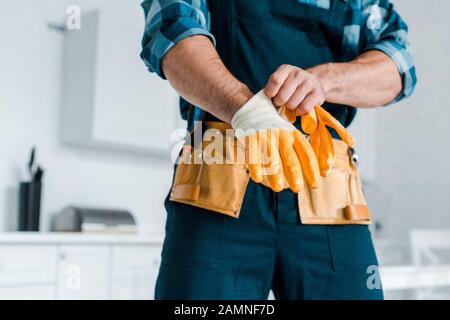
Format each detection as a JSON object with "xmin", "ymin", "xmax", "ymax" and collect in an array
[
  {"xmin": 0, "ymin": 0, "xmax": 174, "ymax": 233},
  {"xmin": 366, "ymin": 0, "xmax": 450, "ymax": 239}
]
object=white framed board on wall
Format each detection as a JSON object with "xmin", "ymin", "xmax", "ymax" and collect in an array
[{"xmin": 60, "ymin": 4, "xmax": 183, "ymax": 157}]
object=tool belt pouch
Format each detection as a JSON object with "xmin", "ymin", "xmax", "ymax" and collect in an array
[
  {"xmin": 298, "ymin": 140, "xmax": 372, "ymax": 225},
  {"xmin": 169, "ymin": 126, "xmax": 250, "ymax": 218}
]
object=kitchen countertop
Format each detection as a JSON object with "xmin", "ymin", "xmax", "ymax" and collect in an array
[{"xmin": 0, "ymin": 232, "xmax": 164, "ymax": 244}]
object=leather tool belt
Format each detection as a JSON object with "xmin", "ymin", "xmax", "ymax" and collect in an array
[{"xmin": 170, "ymin": 121, "xmax": 371, "ymax": 225}]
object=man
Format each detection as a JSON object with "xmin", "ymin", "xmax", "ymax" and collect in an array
[{"xmin": 141, "ymin": 0, "xmax": 416, "ymax": 300}]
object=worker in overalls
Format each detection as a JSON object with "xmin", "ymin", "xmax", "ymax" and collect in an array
[{"xmin": 140, "ymin": 0, "xmax": 416, "ymax": 300}]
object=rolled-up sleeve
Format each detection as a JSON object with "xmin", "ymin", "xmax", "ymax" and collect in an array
[
  {"xmin": 361, "ymin": 0, "xmax": 417, "ymax": 104},
  {"xmin": 140, "ymin": 0, "xmax": 216, "ymax": 78}
]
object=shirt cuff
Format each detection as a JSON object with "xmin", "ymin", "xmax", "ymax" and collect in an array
[
  {"xmin": 141, "ymin": 17, "xmax": 216, "ymax": 79},
  {"xmin": 365, "ymin": 41, "xmax": 417, "ymax": 105}
]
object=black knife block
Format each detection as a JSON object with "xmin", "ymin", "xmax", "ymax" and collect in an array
[{"xmin": 18, "ymin": 181, "xmax": 42, "ymax": 231}]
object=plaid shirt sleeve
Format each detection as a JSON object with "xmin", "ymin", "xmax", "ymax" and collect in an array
[
  {"xmin": 360, "ymin": 0, "xmax": 417, "ymax": 104},
  {"xmin": 140, "ymin": 0, "xmax": 215, "ymax": 79}
]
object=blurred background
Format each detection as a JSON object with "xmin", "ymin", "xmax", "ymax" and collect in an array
[{"xmin": 0, "ymin": 0, "xmax": 449, "ymax": 300}]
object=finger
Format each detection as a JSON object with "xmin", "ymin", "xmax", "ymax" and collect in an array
[
  {"xmin": 293, "ymin": 130, "xmax": 320, "ymax": 188},
  {"xmin": 264, "ymin": 130, "xmax": 285, "ymax": 192},
  {"xmin": 301, "ymin": 109, "xmax": 318, "ymax": 134},
  {"xmin": 279, "ymin": 129, "xmax": 303, "ymax": 193},
  {"xmin": 246, "ymin": 133, "xmax": 263, "ymax": 183},
  {"xmin": 296, "ymin": 89, "xmax": 324, "ymax": 115},
  {"xmin": 318, "ymin": 121, "xmax": 336, "ymax": 177},
  {"xmin": 285, "ymin": 81, "xmax": 311, "ymax": 111},
  {"xmin": 272, "ymin": 72, "xmax": 302, "ymax": 107},
  {"xmin": 316, "ymin": 106, "xmax": 355, "ymax": 147},
  {"xmin": 264, "ymin": 65, "xmax": 291, "ymax": 98}
]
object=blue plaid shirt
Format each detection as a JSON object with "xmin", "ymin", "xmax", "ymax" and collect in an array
[{"xmin": 141, "ymin": 0, "xmax": 417, "ymax": 104}]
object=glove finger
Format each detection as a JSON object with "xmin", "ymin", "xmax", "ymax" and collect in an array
[
  {"xmin": 263, "ymin": 130, "xmax": 285, "ymax": 192},
  {"xmin": 316, "ymin": 106, "xmax": 355, "ymax": 147},
  {"xmin": 246, "ymin": 133, "xmax": 263, "ymax": 183},
  {"xmin": 301, "ymin": 109, "xmax": 318, "ymax": 134},
  {"xmin": 279, "ymin": 105, "xmax": 297, "ymax": 123},
  {"xmin": 310, "ymin": 130, "xmax": 320, "ymax": 158},
  {"xmin": 293, "ymin": 130, "xmax": 320, "ymax": 189},
  {"xmin": 279, "ymin": 129, "xmax": 303, "ymax": 193},
  {"xmin": 318, "ymin": 120, "xmax": 336, "ymax": 177}
]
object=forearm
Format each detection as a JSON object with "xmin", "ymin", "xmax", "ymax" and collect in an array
[
  {"xmin": 309, "ymin": 50, "xmax": 403, "ymax": 108},
  {"xmin": 162, "ymin": 35, "xmax": 253, "ymax": 123}
]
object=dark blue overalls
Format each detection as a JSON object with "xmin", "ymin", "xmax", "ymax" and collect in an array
[{"xmin": 156, "ymin": 0, "xmax": 383, "ymax": 300}]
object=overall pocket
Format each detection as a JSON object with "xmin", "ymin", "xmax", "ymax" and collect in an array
[
  {"xmin": 160, "ymin": 198, "xmax": 226, "ymax": 270},
  {"xmin": 327, "ymin": 225, "xmax": 379, "ymax": 271}
]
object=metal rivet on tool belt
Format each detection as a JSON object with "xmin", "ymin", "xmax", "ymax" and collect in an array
[{"xmin": 348, "ymin": 148, "xmax": 359, "ymax": 167}]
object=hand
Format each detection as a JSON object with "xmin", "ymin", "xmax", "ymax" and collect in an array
[
  {"xmin": 231, "ymin": 91, "xmax": 320, "ymax": 193},
  {"xmin": 264, "ymin": 64, "xmax": 326, "ymax": 115}
]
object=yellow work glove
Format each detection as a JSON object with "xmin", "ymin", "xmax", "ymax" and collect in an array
[
  {"xmin": 280, "ymin": 105, "xmax": 355, "ymax": 177},
  {"xmin": 231, "ymin": 91, "xmax": 320, "ymax": 193}
]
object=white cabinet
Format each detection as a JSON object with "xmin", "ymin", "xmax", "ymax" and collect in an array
[
  {"xmin": 61, "ymin": 3, "xmax": 180, "ymax": 156},
  {"xmin": 111, "ymin": 245, "xmax": 161, "ymax": 299},
  {"xmin": 0, "ymin": 245, "xmax": 57, "ymax": 300},
  {"xmin": 56, "ymin": 245, "xmax": 110, "ymax": 300},
  {"xmin": 0, "ymin": 286, "xmax": 56, "ymax": 300},
  {"xmin": 0, "ymin": 233, "xmax": 163, "ymax": 300},
  {"xmin": 0, "ymin": 245, "xmax": 57, "ymax": 286},
  {"xmin": 111, "ymin": 282, "xmax": 155, "ymax": 300}
]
